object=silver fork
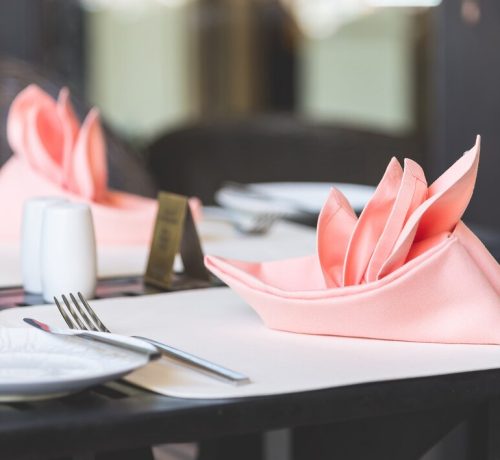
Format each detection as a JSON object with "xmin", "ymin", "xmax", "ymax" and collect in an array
[
  {"xmin": 233, "ymin": 212, "xmax": 279, "ymax": 235},
  {"xmin": 204, "ymin": 206, "xmax": 280, "ymax": 235},
  {"xmin": 54, "ymin": 293, "xmax": 251, "ymax": 385}
]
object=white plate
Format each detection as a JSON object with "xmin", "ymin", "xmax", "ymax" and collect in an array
[
  {"xmin": 0, "ymin": 328, "xmax": 151, "ymax": 401},
  {"xmin": 216, "ymin": 182, "xmax": 375, "ymax": 217}
]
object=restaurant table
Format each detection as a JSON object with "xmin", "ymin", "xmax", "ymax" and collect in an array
[{"xmin": 0, "ymin": 219, "xmax": 499, "ymax": 460}]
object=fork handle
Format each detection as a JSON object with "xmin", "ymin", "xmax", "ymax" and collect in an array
[
  {"xmin": 79, "ymin": 331, "xmax": 161, "ymax": 360},
  {"xmin": 132, "ymin": 336, "xmax": 251, "ymax": 385}
]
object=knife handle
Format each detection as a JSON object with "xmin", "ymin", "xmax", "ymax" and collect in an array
[{"xmin": 133, "ymin": 336, "xmax": 251, "ymax": 385}]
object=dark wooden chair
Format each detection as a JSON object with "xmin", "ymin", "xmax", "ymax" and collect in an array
[
  {"xmin": 0, "ymin": 58, "xmax": 156, "ymax": 198},
  {"xmin": 146, "ymin": 115, "xmax": 421, "ymax": 205}
]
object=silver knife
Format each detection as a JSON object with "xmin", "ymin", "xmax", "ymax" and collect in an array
[{"xmin": 24, "ymin": 318, "xmax": 161, "ymax": 361}]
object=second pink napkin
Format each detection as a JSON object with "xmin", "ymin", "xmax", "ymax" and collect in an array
[{"xmin": 0, "ymin": 85, "xmax": 201, "ymax": 245}]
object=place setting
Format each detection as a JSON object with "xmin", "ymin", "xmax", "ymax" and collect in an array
[{"xmin": 0, "ymin": 86, "xmax": 320, "ymax": 402}]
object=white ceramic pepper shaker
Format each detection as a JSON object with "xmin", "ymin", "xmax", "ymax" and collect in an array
[{"xmin": 41, "ymin": 202, "xmax": 97, "ymax": 302}]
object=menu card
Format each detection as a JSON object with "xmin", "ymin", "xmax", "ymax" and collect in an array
[{"xmin": 145, "ymin": 192, "xmax": 210, "ymax": 290}]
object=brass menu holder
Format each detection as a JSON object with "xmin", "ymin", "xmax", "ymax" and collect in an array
[{"xmin": 145, "ymin": 192, "xmax": 211, "ymax": 291}]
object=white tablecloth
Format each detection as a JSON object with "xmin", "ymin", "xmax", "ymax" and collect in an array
[{"xmin": 2, "ymin": 288, "xmax": 500, "ymax": 399}]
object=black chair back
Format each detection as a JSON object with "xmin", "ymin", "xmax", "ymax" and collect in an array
[{"xmin": 147, "ymin": 115, "xmax": 420, "ymax": 204}]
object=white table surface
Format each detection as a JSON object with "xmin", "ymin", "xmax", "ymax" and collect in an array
[{"xmin": 2, "ymin": 288, "xmax": 500, "ymax": 399}]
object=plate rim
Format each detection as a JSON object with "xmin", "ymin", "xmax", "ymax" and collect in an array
[
  {"xmin": 216, "ymin": 181, "xmax": 375, "ymax": 214},
  {"xmin": 0, "ymin": 328, "xmax": 150, "ymax": 399}
]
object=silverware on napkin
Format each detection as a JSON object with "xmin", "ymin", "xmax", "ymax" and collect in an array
[{"xmin": 52, "ymin": 293, "xmax": 251, "ymax": 386}]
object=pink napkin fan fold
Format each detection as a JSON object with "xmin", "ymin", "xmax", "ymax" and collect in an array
[
  {"xmin": 317, "ymin": 188, "xmax": 357, "ymax": 287},
  {"xmin": 379, "ymin": 136, "xmax": 480, "ymax": 277},
  {"xmin": 205, "ymin": 137, "xmax": 500, "ymax": 345},
  {"xmin": 8, "ymin": 85, "xmax": 65, "ymax": 185},
  {"xmin": 57, "ymin": 87, "xmax": 81, "ymax": 186},
  {"xmin": 0, "ymin": 85, "xmax": 201, "ymax": 245},
  {"xmin": 341, "ymin": 157, "xmax": 403, "ymax": 287},
  {"xmin": 365, "ymin": 159, "xmax": 427, "ymax": 282}
]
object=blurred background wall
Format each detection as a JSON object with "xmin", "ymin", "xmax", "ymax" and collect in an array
[
  {"xmin": 0, "ymin": 0, "xmax": 429, "ymax": 142},
  {"xmin": 0, "ymin": 0, "xmax": 498, "ymax": 258}
]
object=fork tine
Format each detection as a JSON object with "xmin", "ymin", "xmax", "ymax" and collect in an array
[
  {"xmin": 62, "ymin": 294, "xmax": 87, "ymax": 330},
  {"xmin": 78, "ymin": 292, "xmax": 110, "ymax": 333},
  {"xmin": 69, "ymin": 293, "xmax": 98, "ymax": 331},
  {"xmin": 54, "ymin": 297, "xmax": 76, "ymax": 329},
  {"xmin": 255, "ymin": 214, "xmax": 273, "ymax": 233}
]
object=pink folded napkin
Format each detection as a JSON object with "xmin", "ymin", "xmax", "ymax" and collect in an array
[
  {"xmin": 206, "ymin": 137, "xmax": 500, "ymax": 344},
  {"xmin": 0, "ymin": 85, "xmax": 201, "ymax": 245}
]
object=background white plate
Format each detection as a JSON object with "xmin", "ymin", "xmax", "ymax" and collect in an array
[
  {"xmin": 216, "ymin": 182, "xmax": 375, "ymax": 217},
  {"xmin": 0, "ymin": 328, "xmax": 151, "ymax": 401}
]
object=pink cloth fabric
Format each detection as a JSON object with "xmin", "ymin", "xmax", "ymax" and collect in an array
[
  {"xmin": 206, "ymin": 137, "xmax": 500, "ymax": 344},
  {"xmin": 0, "ymin": 85, "xmax": 201, "ymax": 245}
]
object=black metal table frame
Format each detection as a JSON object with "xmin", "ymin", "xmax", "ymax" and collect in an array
[{"xmin": 1, "ymin": 365, "xmax": 500, "ymax": 459}]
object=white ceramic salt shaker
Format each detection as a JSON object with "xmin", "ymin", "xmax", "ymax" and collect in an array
[{"xmin": 21, "ymin": 197, "xmax": 67, "ymax": 293}]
